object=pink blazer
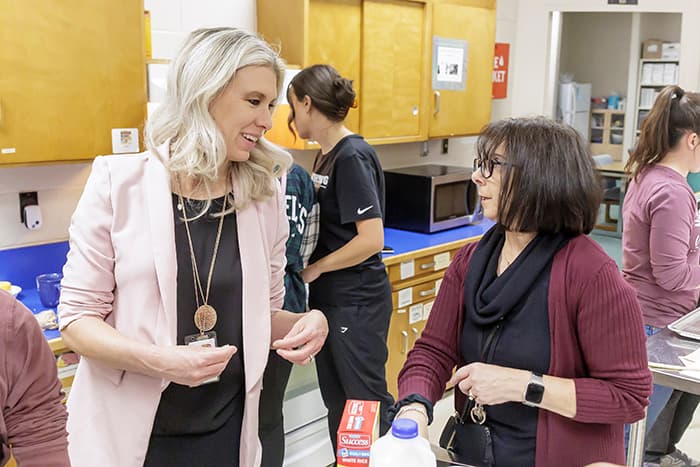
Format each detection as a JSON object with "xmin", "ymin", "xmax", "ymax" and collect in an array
[{"xmin": 58, "ymin": 143, "xmax": 288, "ymax": 467}]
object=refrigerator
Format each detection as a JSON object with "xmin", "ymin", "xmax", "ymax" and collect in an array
[{"xmin": 558, "ymin": 82, "xmax": 592, "ymax": 141}]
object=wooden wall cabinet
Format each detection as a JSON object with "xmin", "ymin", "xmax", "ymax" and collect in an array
[
  {"xmin": 258, "ymin": 0, "xmax": 496, "ymax": 148},
  {"xmin": 0, "ymin": 0, "xmax": 147, "ymax": 165}
]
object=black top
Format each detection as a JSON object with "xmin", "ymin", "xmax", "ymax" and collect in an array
[
  {"xmin": 150, "ymin": 194, "xmax": 244, "ymax": 439},
  {"xmin": 310, "ymin": 134, "xmax": 385, "ymax": 272},
  {"xmin": 460, "ymin": 243, "xmax": 552, "ymax": 467}
]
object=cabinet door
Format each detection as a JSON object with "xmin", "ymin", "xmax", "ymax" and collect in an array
[
  {"xmin": 308, "ymin": 0, "xmax": 362, "ymax": 133},
  {"xmin": 0, "ymin": 0, "xmax": 146, "ymax": 165},
  {"xmin": 360, "ymin": 0, "xmax": 428, "ymax": 143},
  {"xmin": 261, "ymin": 0, "xmax": 361, "ymax": 148},
  {"xmin": 429, "ymin": 1, "xmax": 495, "ymax": 137},
  {"xmin": 386, "ymin": 306, "xmax": 409, "ymax": 398}
]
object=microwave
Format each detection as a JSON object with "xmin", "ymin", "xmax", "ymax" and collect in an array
[{"xmin": 383, "ymin": 164, "xmax": 482, "ymax": 233}]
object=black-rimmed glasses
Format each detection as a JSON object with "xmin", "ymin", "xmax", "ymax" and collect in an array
[{"xmin": 473, "ymin": 157, "xmax": 513, "ymax": 179}]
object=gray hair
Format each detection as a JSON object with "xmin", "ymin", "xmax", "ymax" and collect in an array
[{"xmin": 146, "ymin": 27, "xmax": 291, "ymax": 210}]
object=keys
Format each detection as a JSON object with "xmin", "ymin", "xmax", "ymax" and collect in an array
[{"xmin": 470, "ymin": 402, "xmax": 486, "ymax": 425}]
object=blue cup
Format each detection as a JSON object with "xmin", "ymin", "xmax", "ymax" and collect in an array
[{"xmin": 36, "ymin": 273, "xmax": 63, "ymax": 308}]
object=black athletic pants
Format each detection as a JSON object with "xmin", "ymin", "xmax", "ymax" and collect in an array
[{"xmin": 310, "ymin": 268, "xmax": 395, "ymax": 457}]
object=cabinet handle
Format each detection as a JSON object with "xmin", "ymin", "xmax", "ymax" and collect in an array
[
  {"xmin": 401, "ymin": 330, "xmax": 409, "ymax": 354},
  {"xmin": 411, "ymin": 327, "xmax": 419, "ymax": 343},
  {"xmin": 419, "ymin": 288, "xmax": 436, "ymax": 297},
  {"xmin": 434, "ymin": 91, "xmax": 441, "ymax": 116},
  {"xmin": 420, "ymin": 262, "xmax": 436, "ymax": 270}
]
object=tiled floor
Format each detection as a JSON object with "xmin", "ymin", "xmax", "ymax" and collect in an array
[{"xmin": 428, "ymin": 233, "xmax": 700, "ymax": 463}]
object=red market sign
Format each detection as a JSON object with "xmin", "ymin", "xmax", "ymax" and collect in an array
[{"xmin": 492, "ymin": 43, "xmax": 509, "ymax": 99}]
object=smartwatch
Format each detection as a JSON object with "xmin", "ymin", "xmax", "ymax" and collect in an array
[{"xmin": 523, "ymin": 372, "xmax": 545, "ymax": 407}]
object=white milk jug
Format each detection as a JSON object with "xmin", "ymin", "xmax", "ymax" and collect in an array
[{"xmin": 369, "ymin": 418, "xmax": 437, "ymax": 467}]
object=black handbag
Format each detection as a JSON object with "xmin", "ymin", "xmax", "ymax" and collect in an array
[
  {"xmin": 439, "ymin": 398, "xmax": 495, "ymax": 467},
  {"xmin": 438, "ymin": 325, "xmax": 500, "ymax": 467}
]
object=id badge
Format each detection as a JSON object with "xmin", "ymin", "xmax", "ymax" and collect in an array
[{"xmin": 184, "ymin": 331, "xmax": 220, "ymax": 385}]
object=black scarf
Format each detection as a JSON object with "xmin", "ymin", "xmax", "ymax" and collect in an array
[{"xmin": 464, "ymin": 226, "xmax": 571, "ymax": 327}]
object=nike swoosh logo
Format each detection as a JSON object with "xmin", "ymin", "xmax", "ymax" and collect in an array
[{"xmin": 357, "ymin": 205, "xmax": 373, "ymax": 215}]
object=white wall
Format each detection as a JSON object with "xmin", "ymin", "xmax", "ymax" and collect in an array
[
  {"xmin": 560, "ymin": 12, "xmax": 633, "ymax": 100},
  {"xmin": 640, "ymin": 12, "xmax": 681, "ymax": 43},
  {"xmin": 0, "ymin": 164, "xmax": 91, "ymax": 249}
]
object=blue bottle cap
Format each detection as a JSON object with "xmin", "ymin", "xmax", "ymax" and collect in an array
[{"xmin": 392, "ymin": 418, "xmax": 418, "ymax": 439}]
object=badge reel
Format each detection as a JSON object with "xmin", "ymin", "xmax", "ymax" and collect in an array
[{"xmin": 184, "ymin": 304, "xmax": 220, "ymax": 385}]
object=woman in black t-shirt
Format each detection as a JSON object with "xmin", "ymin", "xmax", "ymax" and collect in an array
[{"xmin": 287, "ymin": 65, "xmax": 395, "ymax": 454}]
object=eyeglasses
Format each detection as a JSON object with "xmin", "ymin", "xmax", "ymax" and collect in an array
[{"xmin": 473, "ymin": 157, "xmax": 513, "ymax": 179}]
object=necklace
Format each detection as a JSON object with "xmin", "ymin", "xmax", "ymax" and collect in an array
[
  {"xmin": 497, "ymin": 247, "xmax": 513, "ymax": 275},
  {"xmin": 177, "ymin": 189, "xmax": 228, "ymax": 334}
]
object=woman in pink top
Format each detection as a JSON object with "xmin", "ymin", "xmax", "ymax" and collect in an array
[
  {"xmin": 58, "ymin": 28, "xmax": 328, "ymax": 467},
  {"xmin": 622, "ymin": 85, "xmax": 700, "ymax": 466}
]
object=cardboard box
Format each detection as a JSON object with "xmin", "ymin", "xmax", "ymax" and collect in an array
[
  {"xmin": 337, "ymin": 400, "xmax": 380, "ymax": 466},
  {"xmin": 642, "ymin": 39, "xmax": 663, "ymax": 59},
  {"xmin": 662, "ymin": 42, "xmax": 681, "ymax": 60}
]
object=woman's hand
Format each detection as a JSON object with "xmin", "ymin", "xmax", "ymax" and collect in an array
[
  {"xmin": 301, "ymin": 263, "xmax": 322, "ymax": 283},
  {"xmin": 394, "ymin": 403, "xmax": 430, "ymax": 439},
  {"xmin": 154, "ymin": 344, "xmax": 237, "ymax": 387},
  {"xmin": 449, "ymin": 362, "xmax": 530, "ymax": 406},
  {"xmin": 272, "ymin": 309, "xmax": 328, "ymax": 365}
]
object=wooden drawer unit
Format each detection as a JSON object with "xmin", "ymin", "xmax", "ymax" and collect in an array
[
  {"xmin": 387, "ymin": 249, "xmax": 453, "ymax": 285},
  {"xmin": 391, "ymin": 273, "xmax": 442, "ymax": 309},
  {"xmin": 386, "ymin": 297, "xmax": 435, "ymax": 397}
]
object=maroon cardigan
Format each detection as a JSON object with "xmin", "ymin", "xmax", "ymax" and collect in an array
[
  {"xmin": 398, "ymin": 234, "xmax": 652, "ymax": 467},
  {"xmin": 0, "ymin": 290, "xmax": 70, "ymax": 467}
]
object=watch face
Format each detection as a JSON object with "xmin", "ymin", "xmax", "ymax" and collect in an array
[{"xmin": 526, "ymin": 381, "xmax": 545, "ymax": 404}]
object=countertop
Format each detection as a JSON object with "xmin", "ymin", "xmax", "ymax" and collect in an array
[
  {"xmin": 2, "ymin": 220, "xmax": 494, "ymax": 347},
  {"xmin": 383, "ymin": 220, "xmax": 494, "ymax": 264},
  {"xmin": 647, "ymin": 327, "xmax": 700, "ymax": 395}
]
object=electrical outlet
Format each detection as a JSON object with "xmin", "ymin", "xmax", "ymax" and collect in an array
[
  {"xmin": 441, "ymin": 138, "xmax": 449, "ymax": 154},
  {"xmin": 19, "ymin": 191, "xmax": 38, "ymax": 224}
]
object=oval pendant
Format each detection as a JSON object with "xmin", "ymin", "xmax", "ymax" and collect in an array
[{"xmin": 194, "ymin": 304, "xmax": 217, "ymax": 332}]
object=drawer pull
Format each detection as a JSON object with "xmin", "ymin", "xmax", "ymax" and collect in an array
[
  {"xmin": 419, "ymin": 288, "xmax": 436, "ymax": 297},
  {"xmin": 420, "ymin": 262, "xmax": 436, "ymax": 270},
  {"xmin": 401, "ymin": 330, "xmax": 409, "ymax": 354}
]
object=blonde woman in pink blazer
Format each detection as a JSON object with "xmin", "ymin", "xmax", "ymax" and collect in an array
[{"xmin": 57, "ymin": 28, "xmax": 328, "ymax": 467}]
